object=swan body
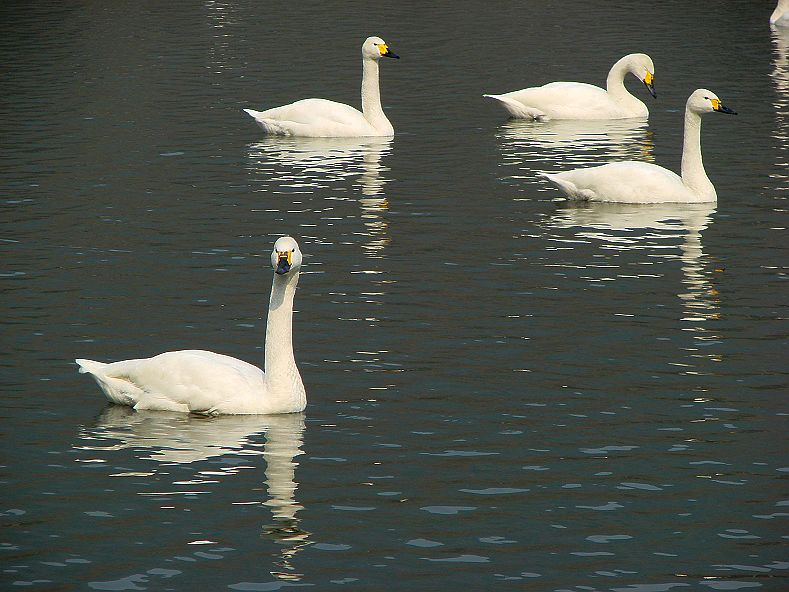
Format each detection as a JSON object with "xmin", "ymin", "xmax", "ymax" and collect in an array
[
  {"xmin": 76, "ymin": 237, "xmax": 307, "ymax": 415},
  {"xmin": 484, "ymin": 53, "xmax": 656, "ymax": 121},
  {"xmin": 772, "ymin": 0, "xmax": 789, "ymax": 26},
  {"xmin": 541, "ymin": 89, "xmax": 736, "ymax": 203},
  {"xmin": 243, "ymin": 36, "xmax": 399, "ymax": 137}
]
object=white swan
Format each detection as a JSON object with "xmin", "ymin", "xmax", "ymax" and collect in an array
[
  {"xmin": 541, "ymin": 89, "xmax": 736, "ymax": 203},
  {"xmin": 483, "ymin": 53, "xmax": 656, "ymax": 121},
  {"xmin": 243, "ymin": 36, "xmax": 399, "ymax": 137},
  {"xmin": 772, "ymin": 0, "xmax": 789, "ymax": 26},
  {"xmin": 76, "ymin": 236, "xmax": 306, "ymax": 414}
]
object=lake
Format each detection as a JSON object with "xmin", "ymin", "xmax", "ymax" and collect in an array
[{"xmin": 2, "ymin": 1, "xmax": 787, "ymax": 590}]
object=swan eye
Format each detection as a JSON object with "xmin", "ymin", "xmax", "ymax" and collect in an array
[{"xmin": 291, "ymin": 249, "xmax": 295, "ymax": 253}]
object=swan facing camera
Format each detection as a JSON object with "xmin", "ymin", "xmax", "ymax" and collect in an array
[
  {"xmin": 76, "ymin": 233, "xmax": 307, "ymax": 414},
  {"xmin": 271, "ymin": 236, "xmax": 302, "ymax": 275},
  {"xmin": 275, "ymin": 255, "xmax": 292, "ymax": 275}
]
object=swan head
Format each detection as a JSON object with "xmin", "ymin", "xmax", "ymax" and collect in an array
[
  {"xmin": 624, "ymin": 53, "xmax": 656, "ymax": 98},
  {"xmin": 271, "ymin": 236, "xmax": 302, "ymax": 276},
  {"xmin": 362, "ymin": 36, "xmax": 399, "ymax": 61},
  {"xmin": 687, "ymin": 89, "xmax": 737, "ymax": 116}
]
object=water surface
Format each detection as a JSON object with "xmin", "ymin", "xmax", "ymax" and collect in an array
[{"xmin": 2, "ymin": 1, "xmax": 787, "ymax": 590}]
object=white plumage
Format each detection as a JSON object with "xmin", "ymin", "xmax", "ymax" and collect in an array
[
  {"xmin": 772, "ymin": 0, "xmax": 789, "ymax": 26},
  {"xmin": 243, "ymin": 36, "xmax": 399, "ymax": 137},
  {"xmin": 76, "ymin": 237, "xmax": 307, "ymax": 415},
  {"xmin": 484, "ymin": 53, "xmax": 656, "ymax": 121},
  {"xmin": 541, "ymin": 89, "xmax": 736, "ymax": 204}
]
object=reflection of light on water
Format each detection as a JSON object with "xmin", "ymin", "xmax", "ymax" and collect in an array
[
  {"xmin": 77, "ymin": 408, "xmax": 310, "ymax": 580},
  {"xmin": 246, "ymin": 138, "xmax": 392, "ymax": 258},
  {"xmin": 204, "ymin": 1, "xmax": 240, "ymax": 74},
  {"xmin": 78, "ymin": 407, "xmax": 275, "ymax": 464},
  {"xmin": 246, "ymin": 137, "xmax": 391, "ymax": 191},
  {"xmin": 771, "ymin": 25, "xmax": 789, "ymax": 178},
  {"xmin": 357, "ymin": 145, "xmax": 391, "ymax": 258},
  {"xmin": 547, "ymin": 202, "xmax": 721, "ymax": 357},
  {"xmin": 257, "ymin": 413, "xmax": 310, "ymax": 581},
  {"xmin": 494, "ymin": 118, "xmax": 654, "ymax": 186},
  {"xmin": 204, "ymin": 0, "xmax": 235, "ymax": 27}
]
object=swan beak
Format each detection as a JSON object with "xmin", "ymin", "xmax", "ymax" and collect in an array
[
  {"xmin": 379, "ymin": 44, "xmax": 400, "ymax": 59},
  {"xmin": 711, "ymin": 98, "xmax": 737, "ymax": 115},
  {"xmin": 643, "ymin": 72, "xmax": 656, "ymax": 98},
  {"xmin": 275, "ymin": 251, "xmax": 292, "ymax": 275}
]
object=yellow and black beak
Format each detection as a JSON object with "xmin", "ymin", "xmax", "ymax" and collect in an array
[
  {"xmin": 378, "ymin": 43, "xmax": 400, "ymax": 59},
  {"xmin": 643, "ymin": 71, "xmax": 656, "ymax": 99},
  {"xmin": 275, "ymin": 250, "xmax": 292, "ymax": 275},
  {"xmin": 711, "ymin": 98, "xmax": 737, "ymax": 115}
]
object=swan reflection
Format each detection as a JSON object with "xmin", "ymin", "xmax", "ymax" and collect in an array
[
  {"xmin": 495, "ymin": 118, "xmax": 654, "ymax": 186},
  {"xmin": 246, "ymin": 137, "xmax": 392, "ymax": 257},
  {"xmin": 771, "ymin": 24, "xmax": 789, "ymax": 176},
  {"xmin": 548, "ymin": 202, "xmax": 721, "ymax": 332},
  {"xmin": 78, "ymin": 408, "xmax": 309, "ymax": 579}
]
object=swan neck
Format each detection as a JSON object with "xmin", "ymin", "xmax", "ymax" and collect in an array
[
  {"xmin": 264, "ymin": 271, "xmax": 302, "ymax": 400},
  {"xmin": 361, "ymin": 57, "xmax": 392, "ymax": 133},
  {"xmin": 680, "ymin": 107, "xmax": 714, "ymax": 199},
  {"xmin": 605, "ymin": 57, "xmax": 633, "ymax": 101}
]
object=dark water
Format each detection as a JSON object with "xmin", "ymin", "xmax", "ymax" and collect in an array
[{"xmin": 2, "ymin": 1, "xmax": 787, "ymax": 590}]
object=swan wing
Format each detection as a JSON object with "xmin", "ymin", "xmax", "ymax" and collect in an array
[
  {"xmin": 244, "ymin": 99, "xmax": 374, "ymax": 137},
  {"xmin": 543, "ymin": 162, "xmax": 689, "ymax": 203},
  {"xmin": 78, "ymin": 350, "xmax": 265, "ymax": 413}
]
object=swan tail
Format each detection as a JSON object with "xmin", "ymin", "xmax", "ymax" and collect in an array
[
  {"xmin": 540, "ymin": 173, "xmax": 593, "ymax": 201},
  {"xmin": 483, "ymin": 94, "xmax": 546, "ymax": 120},
  {"xmin": 76, "ymin": 358, "xmax": 144, "ymax": 407},
  {"xmin": 242, "ymin": 108, "xmax": 294, "ymax": 136},
  {"xmin": 242, "ymin": 108, "xmax": 262, "ymax": 119},
  {"xmin": 76, "ymin": 358, "xmax": 106, "ymax": 374}
]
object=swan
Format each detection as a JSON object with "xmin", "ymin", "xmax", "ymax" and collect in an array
[
  {"xmin": 483, "ymin": 53, "xmax": 656, "ymax": 121},
  {"xmin": 772, "ymin": 0, "xmax": 789, "ymax": 26},
  {"xmin": 76, "ymin": 236, "xmax": 307, "ymax": 414},
  {"xmin": 243, "ymin": 36, "xmax": 399, "ymax": 137},
  {"xmin": 541, "ymin": 89, "xmax": 736, "ymax": 203}
]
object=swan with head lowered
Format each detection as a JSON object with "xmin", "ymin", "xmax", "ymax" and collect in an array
[
  {"xmin": 484, "ymin": 53, "xmax": 656, "ymax": 120},
  {"xmin": 76, "ymin": 236, "xmax": 306, "ymax": 414},
  {"xmin": 541, "ymin": 89, "xmax": 736, "ymax": 203},
  {"xmin": 243, "ymin": 36, "xmax": 399, "ymax": 137}
]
